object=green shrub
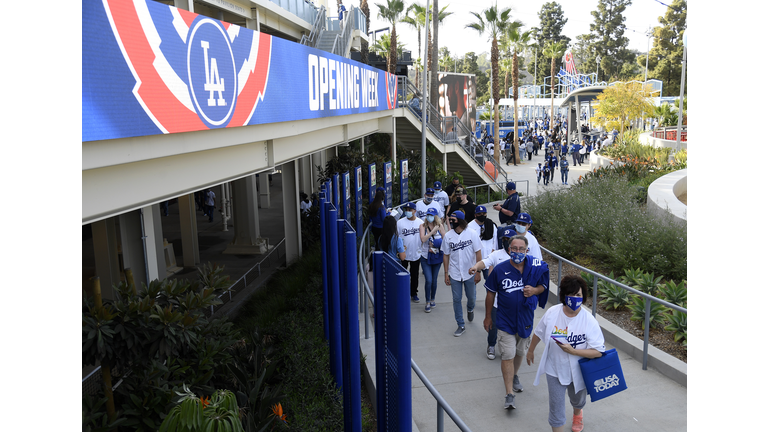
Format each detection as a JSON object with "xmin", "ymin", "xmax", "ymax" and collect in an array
[
  {"xmin": 597, "ymin": 272, "xmax": 633, "ymax": 311},
  {"xmin": 658, "ymin": 280, "xmax": 687, "ymax": 307},
  {"xmin": 665, "ymin": 310, "xmax": 687, "ymax": 346},
  {"xmin": 627, "ymin": 295, "xmax": 669, "ymax": 330},
  {"xmin": 527, "ymin": 176, "xmax": 687, "ymax": 281}
]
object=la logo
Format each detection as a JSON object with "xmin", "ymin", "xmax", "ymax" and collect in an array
[{"xmin": 200, "ymin": 40, "xmax": 226, "ymax": 107}]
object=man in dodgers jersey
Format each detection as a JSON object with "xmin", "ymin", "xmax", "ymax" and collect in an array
[
  {"xmin": 483, "ymin": 235, "xmax": 550, "ymax": 410},
  {"xmin": 415, "ymin": 188, "xmax": 444, "ymax": 220},
  {"xmin": 441, "ymin": 211, "xmax": 482, "ymax": 337},
  {"xmin": 398, "ymin": 202, "xmax": 424, "ymax": 302}
]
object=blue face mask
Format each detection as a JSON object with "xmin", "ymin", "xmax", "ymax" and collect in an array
[
  {"xmin": 509, "ymin": 251, "xmax": 526, "ymax": 264},
  {"xmin": 405, "ymin": 211, "xmax": 413, "ymax": 219},
  {"xmin": 565, "ymin": 296, "xmax": 583, "ymax": 311},
  {"xmin": 427, "ymin": 215, "xmax": 435, "ymax": 222},
  {"xmin": 425, "ymin": 197, "xmax": 433, "ymax": 203}
]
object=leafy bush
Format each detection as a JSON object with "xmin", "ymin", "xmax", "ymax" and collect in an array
[
  {"xmin": 665, "ymin": 310, "xmax": 687, "ymax": 346},
  {"xmin": 658, "ymin": 280, "xmax": 687, "ymax": 307},
  {"xmin": 627, "ymin": 295, "xmax": 669, "ymax": 330},
  {"xmin": 526, "ymin": 176, "xmax": 687, "ymax": 281},
  {"xmin": 597, "ymin": 272, "xmax": 633, "ymax": 311}
]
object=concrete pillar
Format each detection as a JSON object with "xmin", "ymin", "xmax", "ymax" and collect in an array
[
  {"xmin": 575, "ymin": 95, "xmax": 583, "ymax": 144},
  {"xmin": 258, "ymin": 173, "xmax": 271, "ymax": 208},
  {"xmin": 141, "ymin": 204, "xmax": 166, "ymax": 282},
  {"xmin": 173, "ymin": 0, "xmax": 193, "ymax": 12},
  {"xmin": 91, "ymin": 217, "xmax": 121, "ymax": 301},
  {"xmin": 299, "ymin": 155, "xmax": 313, "ymax": 197},
  {"xmin": 118, "ymin": 210, "xmax": 148, "ymax": 289},
  {"xmin": 178, "ymin": 194, "xmax": 200, "ymax": 267},
  {"xmin": 224, "ymin": 175, "xmax": 268, "ymax": 254},
  {"xmin": 282, "ymin": 160, "xmax": 302, "ymax": 265}
]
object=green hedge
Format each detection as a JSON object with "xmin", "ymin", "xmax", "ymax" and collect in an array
[{"xmin": 526, "ymin": 176, "xmax": 687, "ymax": 281}]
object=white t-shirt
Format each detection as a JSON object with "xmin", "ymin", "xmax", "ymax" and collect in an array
[
  {"xmin": 397, "ymin": 217, "xmax": 424, "ymax": 262},
  {"xmin": 525, "ymin": 231, "xmax": 542, "ymax": 260},
  {"xmin": 441, "ymin": 227, "xmax": 481, "ymax": 281},
  {"xmin": 419, "ymin": 223, "xmax": 443, "ymax": 258},
  {"xmin": 467, "ymin": 220, "xmax": 497, "ymax": 259},
  {"xmin": 415, "ymin": 199, "xmax": 444, "ymax": 220},
  {"xmin": 434, "ymin": 190, "xmax": 450, "ymax": 208},
  {"xmin": 533, "ymin": 305, "xmax": 606, "ymax": 390}
]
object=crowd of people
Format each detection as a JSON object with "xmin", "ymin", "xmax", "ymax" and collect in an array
[{"xmin": 366, "ymin": 174, "xmax": 606, "ymax": 432}]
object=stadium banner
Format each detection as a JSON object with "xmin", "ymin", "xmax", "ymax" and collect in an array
[
  {"xmin": 83, "ymin": 0, "xmax": 398, "ymax": 142},
  {"xmin": 437, "ymin": 72, "xmax": 477, "ymax": 137}
]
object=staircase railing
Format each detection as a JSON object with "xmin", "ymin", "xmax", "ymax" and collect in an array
[
  {"xmin": 331, "ymin": 6, "xmax": 354, "ymax": 57},
  {"xmin": 397, "ymin": 76, "xmax": 507, "ymax": 183},
  {"xmin": 300, "ymin": 5, "xmax": 326, "ymax": 48}
]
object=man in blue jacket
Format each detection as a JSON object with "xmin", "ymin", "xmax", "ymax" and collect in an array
[
  {"xmin": 493, "ymin": 182, "xmax": 521, "ymax": 226},
  {"xmin": 484, "ymin": 235, "xmax": 550, "ymax": 410}
]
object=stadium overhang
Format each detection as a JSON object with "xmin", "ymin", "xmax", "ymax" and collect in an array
[{"xmin": 558, "ymin": 85, "xmax": 608, "ymax": 109}]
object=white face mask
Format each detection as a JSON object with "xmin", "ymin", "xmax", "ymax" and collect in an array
[{"xmin": 427, "ymin": 215, "xmax": 435, "ymax": 223}]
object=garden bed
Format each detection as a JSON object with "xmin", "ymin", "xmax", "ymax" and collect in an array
[{"xmin": 541, "ymin": 249, "xmax": 686, "ymax": 364}]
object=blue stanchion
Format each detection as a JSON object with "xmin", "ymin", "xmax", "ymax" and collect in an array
[
  {"xmin": 319, "ymin": 189, "xmax": 329, "ymax": 341},
  {"xmin": 373, "ymin": 251, "xmax": 412, "ymax": 432},
  {"xmin": 339, "ymin": 219, "xmax": 362, "ymax": 431},
  {"xmin": 327, "ymin": 207, "xmax": 343, "ymax": 390}
]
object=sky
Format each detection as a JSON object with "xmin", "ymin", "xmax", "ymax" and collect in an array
[{"xmin": 364, "ymin": 0, "xmax": 677, "ymax": 61}]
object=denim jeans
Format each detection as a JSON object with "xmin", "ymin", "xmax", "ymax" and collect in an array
[
  {"xmin": 561, "ymin": 169, "xmax": 568, "ymax": 184},
  {"xmin": 450, "ymin": 277, "xmax": 476, "ymax": 327},
  {"xmin": 487, "ymin": 306, "xmax": 498, "ymax": 346},
  {"xmin": 420, "ymin": 257, "xmax": 442, "ymax": 303}
]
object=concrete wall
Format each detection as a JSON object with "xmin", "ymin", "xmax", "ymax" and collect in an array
[
  {"xmin": 647, "ymin": 168, "xmax": 687, "ymax": 225},
  {"xmin": 639, "ymin": 131, "xmax": 688, "ymax": 151}
]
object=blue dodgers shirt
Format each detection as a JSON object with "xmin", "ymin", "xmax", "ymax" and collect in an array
[{"xmin": 484, "ymin": 255, "xmax": 550, "ymax": 338}]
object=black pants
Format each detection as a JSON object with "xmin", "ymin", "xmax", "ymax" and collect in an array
[{"xmin": 402, "ymin": 259, "xmax": 421, "ymax": 297}]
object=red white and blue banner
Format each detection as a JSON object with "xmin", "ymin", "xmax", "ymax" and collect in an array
[{"xmin": 83, "ymin": 0, "xmax": 398, "ymax": 142}]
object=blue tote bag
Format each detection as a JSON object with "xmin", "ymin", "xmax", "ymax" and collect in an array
[{"xmin": 578, "ymin": 348, "xmax": 628, "ymax": 402}]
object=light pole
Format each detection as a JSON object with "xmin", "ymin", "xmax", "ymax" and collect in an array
[
  {"xmin": 674, "ymin": 32, "xmax": 686, "ymax": 153},
  {"xmin": 643, "ymin": 26, "xmax": 652, "ymax": 130}
]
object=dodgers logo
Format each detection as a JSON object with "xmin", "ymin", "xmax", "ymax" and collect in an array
[
  {"xmin": 385, "ymin": 72, "xmax": 398, "ymax": 109},
  {"xmin": 102, "ymin": 0, "xmax": 271, "ymax": 134}
]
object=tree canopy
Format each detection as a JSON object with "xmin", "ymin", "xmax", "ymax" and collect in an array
[
  {"xmin": 593, "ymin": 82, "xmax": 654, "ymax": 139},
  {"xmin": 575, "ymin": 0, "xmax": 636, "ymax": 81},
  {"xmin": 528, "ymin": 2, "xmax": 569, "ymax": 84},
  {"xmin": 637, "ymin": 0, "xmax": 686, "ymax": 96}
]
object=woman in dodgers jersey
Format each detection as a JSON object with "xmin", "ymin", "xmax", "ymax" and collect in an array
[{"xmin": 526, "ymin": 275, "xmax": 605, "ymax": 432}]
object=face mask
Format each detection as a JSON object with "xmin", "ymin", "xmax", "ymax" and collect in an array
[
  {"xmin": 405, "ymin": 211, "xmax": 413, "ymax": 219},
  {"xmin": 427, "ymin": 215, "xmax": 435, "ymax": 223},
  {"xmin": 509, "ymin": 251, "xmax": 526, "ymax": 264},
  {"xmin": 514, "ymin": 224, "xmax": 527, "ymax": 234},
  {"xmin": 450, "ymin": 222, "xmax": 459, "ymax": 230},
  {"xmin": 424, "ymin": 197, "xmax": 433, "ymax": 203},
  {"xmin": 565, "ymin": 296, "xmax": 583, "ymax": 311},
  {"xmin": 476, "ymin": 215, "xmax": 486, "ymax": 223}
]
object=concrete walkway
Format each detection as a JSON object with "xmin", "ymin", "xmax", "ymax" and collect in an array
[{"xmin": 360, "ymin": 148, "xmax": 688, "ymax": 431}]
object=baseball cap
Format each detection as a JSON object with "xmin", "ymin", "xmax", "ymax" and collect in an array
[
  {"xmin": 506, "ymin": 182, "xmax": 516, "ymax": 191},
  {"xmin": 426, "ymin": 207, "xmax": 439, "ymax": 216},
  {"xmin": 431, "ymin": 238, "xmax": 443, "ymax": 249},
  {"xmin": 500, "ymin": 227, "xmax": 515, "ymax": 238},
  {"xmin": 455, "ymin": 187, "xmax": 466, "ymax": 195},
  {"xmin": 516, "ymin": 213, "xmax": 533, "ymax": 225},
  {"xmin": 475, "ymin": 205, "xmax": 487, "ymax": 214},
  {"xmin": 452, "ymin": 210, "xmax": 465, "ymax": 220},
  {"xmin": 376, "ymin": 186, "xmax": 385, "ymax": 193},
  {"xmin": 425, "ymin": 188, "xmax": 435, "ymax": 195},
  {"xmin": 433, "ymin": 181, "xmax": 442, "ymax": 190},
  {"xmin": 403, "ymin": 202, "xmax": 417, "ymax": 210}
]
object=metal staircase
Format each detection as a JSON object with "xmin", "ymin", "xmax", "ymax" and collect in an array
[
  {"xmin": 394, "ymin": 76, "xmax": 507, "ymax": 187},
  {"xmin": 300, "ymin": 5, "xmax": 355, "ymax": 58}
]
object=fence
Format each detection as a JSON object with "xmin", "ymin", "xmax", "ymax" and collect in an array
[
  {"xmin": 319, "ymin": 182, "xmax": 363, "ymax": 432},
  {"xmin": 356, "ymin": 203, "xmax": 472, "ymax": 431},
  {"xmin": 652, "ymin": 126, "xmax": 687, "ymax": 142},
  {"xmin": 541, "ymin": 245, "xmax": 687, "ymax": 371}
]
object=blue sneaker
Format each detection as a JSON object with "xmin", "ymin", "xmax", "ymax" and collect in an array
[
  {"xmin": 430, "ymin": 301, "xmax": 436, "ymax": 308},
  {"xmin": 412, "ymin": 296, "xmax": 420, "ymax": 303},
  {"xmin": 425, "ymin": 304, "xmax": 431, "ymax": 313}
]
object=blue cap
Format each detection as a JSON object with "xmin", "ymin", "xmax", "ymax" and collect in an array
[
  {"xmin": 403, "ymin": 202, "xmax": 417, "ymax": 210},
  {"xmin": 431, "ymin": 238, "xmax": 442, "ymax": 249},
  {"xmin": 475, "ymin": 205, "xmax": 487, "ymax": 214},
  {"xmin": 426, "ymin": 207, "xmax": 439, "ymax": 216},
  {"xmin": 506, "ymin": 182, "xmax": 516, "ymax": 191},
  {"xmin": 500, "ymin": 227, "xmax": 515, "ymax": 238},
  {"xmin": 425, "ymin": 188, "xmax": 435, "ymax": 195},
  {"xmin": 516, "ymin": 212, "xmax": 533, "ymax": 224},
  {"xmin": 452, "ymin": 210, "xmax": 465, "ymax": 220},
  {"xmin": 376, "ymin": 186, "xmax": 385, "ymax": 193},
  {"xmin": 433, "ymin": 181, "xmax": 442, "ymax": 190}
]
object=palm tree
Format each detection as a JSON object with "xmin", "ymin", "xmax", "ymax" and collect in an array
[
  {"xmin": 371, "ymin": 33, "xmax": 404, "ymax": 60},
  {"xmin": 507, "ymin": 23, "xmax": 531, "ymax": 165},
  {"xmin": 401, "ymin": 2, "xmax": 427, "ymax": 87},
  {"xmin": 360, "ymin": 0, "xmax": 371, "ymax": 65},
  {"xmin": 467, "ymin": 4, "xmax": 512, "ymax": 166},
  {"xmin": 543, "ymin": 40, "xmax": 565, "ymax": 130},
  {"xmin": 375, "ymin": 0, "xmax": 406, "ymax": 74}
]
